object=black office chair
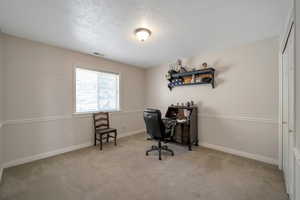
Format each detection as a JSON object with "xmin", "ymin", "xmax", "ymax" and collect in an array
[{"xmin": 143, "ymin": 109, "xmax": 175, "ymax": 160}]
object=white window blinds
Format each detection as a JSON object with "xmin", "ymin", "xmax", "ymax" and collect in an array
[{"xmin": 75, "ymin": 68, "xmax": 120, "ymax": 113}]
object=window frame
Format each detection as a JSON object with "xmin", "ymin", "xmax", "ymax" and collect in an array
[{"xmin": 73, "ymin": 66, "xmax": 121, "ymax": 114}]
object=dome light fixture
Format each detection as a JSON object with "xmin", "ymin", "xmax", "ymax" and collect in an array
[
  {"xmin": 93, "ymin": 52, "xmax": 104, "ymax": 57},
  {"xmin": 134, "ymin": 28, "xmax": 152, "ymax": 42}
]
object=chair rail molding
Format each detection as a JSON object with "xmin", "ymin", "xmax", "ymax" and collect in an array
[
  {"xmin": 2, "ymin": 110, "xmax": 144, "ymax": 126},
  {"xmin": 198, "ymin": 114, "xmax": 277, "ymax": 124}
]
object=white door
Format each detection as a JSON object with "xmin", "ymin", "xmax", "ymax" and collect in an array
[
  {"xmin": 282, "ymin": 24, "xmax": 295, "ymax": 198},
  {"xmin": 282, "ymin": 42, "xmax": 289, "ymax": 191}
]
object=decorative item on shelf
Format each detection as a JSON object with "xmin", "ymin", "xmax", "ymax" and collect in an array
[
  {"xmin": 191, "ymin": 101, "xmax": 194, "ymax": 106},
  {"xmin": 169, "ymin": 63, "xmax": 175, "ymax": 71},
  {"xmin": 177, "ymin": 102, "xmax": 179, "ymax": 106},
  {"xmin": 183, "ymin": 76, "xmax": 192, "ymax": 84},
  {"xmin": 166, "ymin": 63, "xmax": 177, "ymax": 80},
  {"xmin": 187, "ymin": 101, "xmax": 191, "ymax": 107},
  {"xmin": 168, "ymin": 61, "xmax": 179, "ymax": 73},
  {"xmin": 181, "ymin": 103, "xmax": 184, "ymax": 106},
  {"xmin": 191, "ymin": 74, "xmax": 195, "ymax": 83},
  {"xmin": 202, "ymin": 62, "xmax": 208, "ymax": 69},
  {"xmin": 195, "ymin": 75, "xmax": 201, "ymax": 83},
  {"xmin": 199, "ymin": 62, "xmax": 212, "ymax": 82},
  {"xmin": 179, "ymin": 66, "xmax": 187, "ymax": 73},
  {"xmin": 176, "ymin": 59, "xmax": 187, "ymax": 73},
  {"xmin": 202, "ymin": 77, "xmax": 212, "ymax": 83},
  {"xmin": 174, "ymin": 60, "xmax": 181, "ymax": 72},
  {"xmin": 177, "ymin": 59, "xmax": 182, "ymax": 67},
  {"xmin": 165, "ymin": 73, "xmax": 171, "ymax": 80}
]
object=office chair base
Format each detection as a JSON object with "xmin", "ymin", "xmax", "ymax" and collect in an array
[{"xmin": 146, "ymin": 143, "xmax": 174, "ymax": 160}]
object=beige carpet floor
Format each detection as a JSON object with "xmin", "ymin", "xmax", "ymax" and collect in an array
[{"xmin": 0, "ymin": 133, "xmax": 288, "ymax": 200}]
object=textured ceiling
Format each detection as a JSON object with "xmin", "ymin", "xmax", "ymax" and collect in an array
[{"xmin": 0, "ymin": 0, "xmax": 292, "ymax": 67}]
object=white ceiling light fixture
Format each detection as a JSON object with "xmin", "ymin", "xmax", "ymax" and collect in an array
[
  {"xmin": 93, "ymin": 52, "xmax": 104, "ymax": 57},
  {"xmin": 134, "ymin": 28, "xmax": 151, "ymax": 42}
]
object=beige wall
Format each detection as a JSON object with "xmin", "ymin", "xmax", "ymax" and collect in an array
[
  {"xmin": 1, "ymin": 34, "xmax": 146, "ymax": 165},
  {"xmin": 145, "ymin": 37, "xmax": 279, "ymax": 162},
  {"xmin": 0, "ymin": 33, "xmax": 282, "ymax": 167},
  {"xmin": 0, "ymin": 33, "xmax": 4, "ymax": 171}
]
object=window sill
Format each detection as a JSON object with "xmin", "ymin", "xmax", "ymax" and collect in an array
[{"xmin": 72, "ymin": 110, "xmax": 121, "ymax": 116}]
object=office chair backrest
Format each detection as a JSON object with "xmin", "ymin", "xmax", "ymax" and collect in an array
[{"xmin": 143, "ymin": 109, "xmax": 165, "ymax": 139}]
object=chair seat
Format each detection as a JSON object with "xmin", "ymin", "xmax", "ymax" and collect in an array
[{"xmin": 96, "ymin": 128, "xmax": 116, "ymax": 134}]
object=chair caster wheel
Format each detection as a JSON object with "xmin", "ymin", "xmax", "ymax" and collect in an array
[{"xmin": 146, "ymin": 153, "xmax": 149, "ymax": 156}]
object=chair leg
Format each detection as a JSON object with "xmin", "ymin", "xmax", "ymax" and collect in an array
[
  {"xmin": 159, "ymin": 149, "xmax": 162, "ymax": 160},
  {"xmin": 158, "ymin": 141, "xmax": 162, "ymax": 160},
  {"xmin": 94, "ymin": 133, "xmax": 97, "ymax": 146},
  {"xmin": 145, "ymin": 141, "xmax": 174, "ymax": 159},
  {"xmin": 165, "ymin": 148, "xmax": 174, "ymax": 156},
  {"xmin": 106, "ymin": 133, "xmax": 109, "ymax": 143},
  {"xmin": 100, "ymin": 134, "xmax": 103, "ymax": 151},
  {"xmin": 162, "ymin": 145, "xmax": 174, "ymax": 156},
  {"xmin": 146, "ymin": 145, "xmax": 157, "ymax": 155},
  {"xmin": 114, "ymin": 131, "xmax": 117, "ymax": 146},
  {"xmin": 146, "ymin": 149, "xmax": 152, "ymax": 156}
]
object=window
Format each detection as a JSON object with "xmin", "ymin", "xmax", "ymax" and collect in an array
[{"xmin": 75, "ymin": 67, "xmax": 120, "ymax": 113}]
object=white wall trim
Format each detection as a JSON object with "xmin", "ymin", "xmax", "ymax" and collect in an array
[
  {"xmin": 199, "ymin": 114, "xmax": 277, "ymax": 124},
  {"xmin": 4, "ymin": 115, "xmax": 73, "ymax": 125},
  {"xmin": 199, "ymin": 142, "xmax": 278, "ymax": 165},
  {"xmin": 2, "ymin": 142, "xmax": 93, "ymax": 168},
  {"xmin": 2, "ymin": 129, "xmax": 145, "ymax": 169},
  {"xmin": 118, "ymin": 129, "xmax": 146, "ymax": 138},
  {"xmin": 3, "ymin": 110, "xmax": 144, "ymax": 126}
]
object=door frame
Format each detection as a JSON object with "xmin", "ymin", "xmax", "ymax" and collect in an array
[
  {"xmin": 279, "ymin": 6, "xmax": 295, "ymax": 170},
  {"xmin": 279, "ymin": 5, "xmax": 295, "ymax": 199}
]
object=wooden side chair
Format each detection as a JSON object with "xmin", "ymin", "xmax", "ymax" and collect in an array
[{"xmin": 93, "ymin": 112, "xmax": 117, "ymax": 150}]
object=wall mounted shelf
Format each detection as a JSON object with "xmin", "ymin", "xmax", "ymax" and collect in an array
[{"xmin": 167, "ymin": 68, "xmax": 215, "ymax": 90}]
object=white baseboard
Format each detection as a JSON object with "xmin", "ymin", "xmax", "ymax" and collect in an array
[
  {"xmin": 3, "ymin": 129, "xmax": 146, "ymax": 169},
  {"xmin": 199, "ymin": 142, "xmax": 278, "ymax": 165},
  {"xmin": 3, "ymin": 142, "xmax": 93, "ymax": 169},
  {"xmin": 119, "ymin": 129, "xmax": 145, "ymax": 138}
]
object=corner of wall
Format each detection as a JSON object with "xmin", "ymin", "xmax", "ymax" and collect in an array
[{"xmin": 0, "ymin": 31, "xmax": 5, "ymax": 181}]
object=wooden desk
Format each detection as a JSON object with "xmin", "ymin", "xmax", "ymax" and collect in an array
[{"xmin": 166, "ymin": 106, "xmax": 198, "ymax": 150}]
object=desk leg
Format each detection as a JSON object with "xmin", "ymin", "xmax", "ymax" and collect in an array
[
  {"xmin": 195, "ymin": 139, "xmax": 199, "ymax": 146},
  {"xmin": 181, "ymin": 124, "xmax": 184, "ymax": 145},
  {"xmin": 188, "ymin": 125, "xmax": 192, "ymax": 151}
]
